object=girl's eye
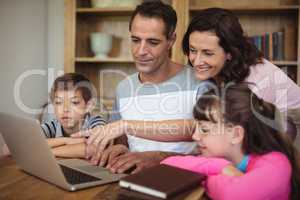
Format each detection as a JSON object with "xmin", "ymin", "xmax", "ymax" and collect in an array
[
  {"xmin": 71, "ymin": 101, "xmax": 80, "ymax": 105},
  {"xmin": 202, "ymin": 128, "xmax": 209, "ymax": 132}
]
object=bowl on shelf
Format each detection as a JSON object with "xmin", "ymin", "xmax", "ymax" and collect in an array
[
  {"xmin": 91, "ymin": 0, "xmax": 142, "ymax": 8},
  {"xmin": 90, "ymin": 32, "xmax": 113, "ymax": 59}
]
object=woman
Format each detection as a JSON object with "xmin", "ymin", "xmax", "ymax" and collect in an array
[{"xmin": 74, "ymin": 8, "xmax": 300, "ymax": 161}]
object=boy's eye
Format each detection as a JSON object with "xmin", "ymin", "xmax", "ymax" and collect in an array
[
  {"xmin": 71, "ymin": 101, "xmax": 80, "ymax": 105},
  {"xmin": 54, "ymin": 101, "xmax": 63, "ymax": 105}
]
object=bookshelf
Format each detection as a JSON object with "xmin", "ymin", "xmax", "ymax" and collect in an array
[{"xmin": 64, "ymin": 0, "xmax": 300, "ymax": 110}]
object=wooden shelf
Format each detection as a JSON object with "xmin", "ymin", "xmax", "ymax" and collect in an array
[
  {"xmin": 76, "ymin": 7, "xmax": 135, "ymax": 15},
  {"xmin": 75, "ymin": 57, "xmax": 134, "ymax": 63},
  {"xmin": 190, "ymin": 5, "xmax": 299, "ymax": 13},
  {"xmin": 272, "ymin": 61, "xmax": 298, "ymax": 66}
]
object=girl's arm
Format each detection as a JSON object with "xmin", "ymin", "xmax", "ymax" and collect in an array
[
  {"xmin": 161, "ymin": 155, "xmax": 232, "ymax": 176},
  {"xmin": 206, "ymin": 152, "xmax": 291, "ymax": 200},
  {"xmin": 51, "ymin": 143, "xmax": 86, "ymax": 158}
]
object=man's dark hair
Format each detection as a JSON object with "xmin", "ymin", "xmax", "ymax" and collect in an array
[{"xmin": 129, "ymin": 0, "xmax": 177, "ymax": 39}]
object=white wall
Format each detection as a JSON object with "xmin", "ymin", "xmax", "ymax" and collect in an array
[{"xmin": 0, "ymin": 0, "xmax": 64, "ymax": 155}]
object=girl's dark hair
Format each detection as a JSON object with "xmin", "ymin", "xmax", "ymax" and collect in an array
[
  {"xmin": 193, "ymin": 84, "xmax": 300, "ymax": 200},
  {"xmin": 183, "ymin": 8, "xmax": 263, "ymax": 83},
  {"xmin": 50, "ymin": 73, "xmax": 94, "ymax": 103},
  {"xmin": 129, "ymin": 0, "xmax": 177, "ymax": 39}
]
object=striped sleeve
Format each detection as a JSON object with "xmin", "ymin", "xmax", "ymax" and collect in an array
[
  {"xmin": 87, "ymin": 115, "xmax": 106, "ymax": 129},
  {"xmin": 41, "ymin": 120, "xmax": 57, "ymax": 138}
]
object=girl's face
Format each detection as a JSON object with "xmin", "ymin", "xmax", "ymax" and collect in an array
[
  {"xmin": 188, "ymin": 31, "xmax": 231, "ymax": 81},
  {"xmin": 192, "ymin": 120, "xmax": 234, "ymax": 158},
  {"xmin": 53, "ymin": 89, "xmax": 89, "ymax": 133}
]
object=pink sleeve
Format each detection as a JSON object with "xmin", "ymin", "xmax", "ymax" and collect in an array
[
  {"xmin": 206, "ymin": 152, "xmax": 291, "ymax": 200},
  {"xmin": 247, "ymin": 60, "xmax": 300, "ymax": 112},
  {"xmin": 161, "ymin": 156, "xmax": 231, "ymax": 176}
]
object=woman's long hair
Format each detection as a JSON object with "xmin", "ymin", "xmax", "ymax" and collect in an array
[
  {"xmin": 182, "ymin": 8, "xmax": 263, "ymax": 83},
  {"xmin": 193, "ymin": 84, "xmax": 300, "ymax": 200}
]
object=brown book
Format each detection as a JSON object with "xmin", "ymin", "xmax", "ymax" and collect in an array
[{"xmin": 119, "ymin": 164, "xmax": 206, "ymax": 199}]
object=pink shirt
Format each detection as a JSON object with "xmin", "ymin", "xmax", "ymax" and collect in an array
[
  {"xmin": 245, "ymin": 59, "xmax": 300, "ymax": 112},
  {"xmin": 161, "ymin": 152, "xmax": 291, "ymax": 200}
]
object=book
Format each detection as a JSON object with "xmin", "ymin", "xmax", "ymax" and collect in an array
[{"xmin": 119, "ymin": 164, "xmax": 205, "ymax": 199}]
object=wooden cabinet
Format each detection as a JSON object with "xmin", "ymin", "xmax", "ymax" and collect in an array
[{"xmin": 64, "ymin": 0, "xmax": 300, "ymax": 110}]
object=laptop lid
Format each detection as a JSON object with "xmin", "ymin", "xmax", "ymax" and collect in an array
[{"xmin": 0, "ymin": 112, "xmax": 125, "ymax": 191}]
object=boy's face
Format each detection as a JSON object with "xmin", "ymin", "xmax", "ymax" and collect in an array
[{"xmin": 53, "ymin": 89, "xmax": 89, "ymax": 131}]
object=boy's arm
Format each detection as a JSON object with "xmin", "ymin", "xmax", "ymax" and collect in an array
[
  {"xmin": 51, "ymin": 143, "xmax": 86, "ymax": 158},
  {"xmin": 47, "ymin": 137, "xmax": 85, "ymax": 148}
]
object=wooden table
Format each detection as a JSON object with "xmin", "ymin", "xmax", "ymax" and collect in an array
[{"xmin": 0, "ymin": 156, "xmax": 206, "ymax": 200}]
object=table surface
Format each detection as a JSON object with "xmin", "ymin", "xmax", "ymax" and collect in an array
[{"xmin": 0, "ymin": 156, "xmax": 205, "ymax": 200}]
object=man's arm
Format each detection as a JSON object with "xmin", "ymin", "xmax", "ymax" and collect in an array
[
  {"xmin": 123, "ymin": 119, "xmax": 196, "ymax": 141},
  {"xmin": 74, "ymin": 119, "xmax": 196, "ymax": 155}
]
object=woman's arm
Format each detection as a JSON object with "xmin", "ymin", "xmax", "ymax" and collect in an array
[{"xmin": 51, "ymin": 143, "xmax": 86, "ymax": 158}]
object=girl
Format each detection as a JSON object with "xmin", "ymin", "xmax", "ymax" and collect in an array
[{"xmin": 162, "ymin": 84, "xmax": 300, "ymax": 200}]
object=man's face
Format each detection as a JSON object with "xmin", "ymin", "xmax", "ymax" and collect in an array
[{"xmin": 130, "ymin": 14, "xmax": 174, "ymax": 75}]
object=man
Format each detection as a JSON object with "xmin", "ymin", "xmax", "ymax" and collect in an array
[{"xmin": 74, "ymin": 1, "xmax": 208, "ymax": 173}]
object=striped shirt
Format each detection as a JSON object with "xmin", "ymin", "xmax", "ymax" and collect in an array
[{"xmin": 41, "ymin": 113, "xmax": 106, "ymax": 138}]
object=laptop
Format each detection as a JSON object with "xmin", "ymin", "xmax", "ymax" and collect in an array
[{"xmin": 0, "ymin": 112, "xmax": 126, "ymax": 191}]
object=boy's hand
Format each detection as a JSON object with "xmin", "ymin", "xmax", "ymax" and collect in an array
[{"xmin": 1, "ymin": 144, "xmax": 11, "ymax": 156}]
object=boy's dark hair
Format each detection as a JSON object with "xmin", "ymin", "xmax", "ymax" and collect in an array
[
  {"xmin": 193, "ymin": 84, "xmax": 300, "ymax": 200},
  {"xmin": 50, "ymin": 73, "xmax": 94, "ymax": 103},
  {"xmin": 182, "ymin": 8, "xmax": 263, "ymax": 83},
  {"xmin": 129, "ymin": 0, "xmax": 177, "ymax": 39}
]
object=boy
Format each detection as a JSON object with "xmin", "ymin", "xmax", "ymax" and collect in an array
[{"xmin": 41, "ymin": 73, "xmax": 106, "ymax": 158}]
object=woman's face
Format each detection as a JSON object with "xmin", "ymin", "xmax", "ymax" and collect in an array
[{"xmin": 188, "ymin": 31, "xmax": 231, "ymax": 81}]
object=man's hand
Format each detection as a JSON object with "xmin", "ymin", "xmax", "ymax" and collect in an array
[
  {"xmin": 107, "ymin": 151, "xmax": 170, "ymax": 174},
  {"xmin": 71, "ymin": 121, "xmax": 126, "ymax": 159},
  {"xmin": 96, "ymin": 144, "xmax": 129, "ymax": 167}
]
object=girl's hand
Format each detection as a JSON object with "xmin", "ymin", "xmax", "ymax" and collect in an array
[{"xmin": 222, "ymin": 165, "xmax": 244, "ymax": 176}]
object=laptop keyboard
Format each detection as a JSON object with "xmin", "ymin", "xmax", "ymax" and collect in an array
[{"xmin": 59, "ymin": 164, "xmax": 101, "ymax": 185}]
